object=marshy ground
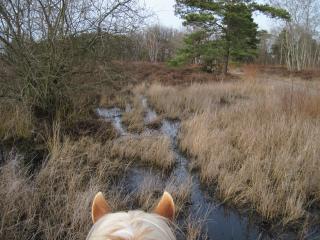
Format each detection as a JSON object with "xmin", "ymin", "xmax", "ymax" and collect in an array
[{"xmin": 1, "ymin": 62, "xmax": 320, "ymax": 239}]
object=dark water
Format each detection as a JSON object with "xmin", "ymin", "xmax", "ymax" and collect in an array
[
  {"xmin": 97, "ymin": 97, "xmax": 320, "ymax": 240},
  {"xmin": 160, "ymin": 119, "xmax": 262, "ymax": 240}
]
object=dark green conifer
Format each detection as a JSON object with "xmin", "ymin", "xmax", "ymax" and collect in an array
[{"xmin": 171, "ymin": 0, "xmax": 290, "ymax": 74}]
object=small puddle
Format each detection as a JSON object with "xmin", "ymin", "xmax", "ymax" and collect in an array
[
  {"xmin": 97, "ymin": 98, "xmax": 318, "ymax": 240},
  {"xmin": 96, "ymin": 108, "xmax": 126, "ymax": 136}
]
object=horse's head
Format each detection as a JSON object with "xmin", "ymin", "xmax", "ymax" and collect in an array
[{"xmin": 86, "ymin": 191, "xmax": 176, "ymax": 240}]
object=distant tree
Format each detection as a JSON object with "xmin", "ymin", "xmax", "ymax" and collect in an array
[
  {"xmin": 172, "ymin": 0, "xmax": 290, "ymax": 74},
  {"xmin": 270, "ymin": 0, "xmax": 320, "ymax": 71},
  {"xmin": 144, "ymin": 25, "xmax": 184, "ymax": 63},
  {"xmin": 256, "ymin": 30, "xmax": 275, "ymax": 65},
  {"xmin": 145, "ymin": 25, "xmax": 161, "ymax": 63}
]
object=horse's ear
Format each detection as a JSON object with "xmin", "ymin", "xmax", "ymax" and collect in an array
[
  {"xmin": 154, "ymin": 191, "xmax": 175, "ymax": 220},
  {"xmin": 91, "ymin": 192, "xmax": 111, "ymax": 224}
]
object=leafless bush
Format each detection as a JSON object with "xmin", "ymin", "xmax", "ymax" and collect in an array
[{"xmin": 0, "ymin": 0, "xmax": 148, "ymax": 122}]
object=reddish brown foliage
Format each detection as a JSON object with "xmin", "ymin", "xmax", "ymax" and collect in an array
[
  {"xmin": 259, "ymin": 65, "xmax": 320, "ymax": 80},
  {"xmin": 112, "ymin": 61, "xmax": 234, "ymax": 85}
]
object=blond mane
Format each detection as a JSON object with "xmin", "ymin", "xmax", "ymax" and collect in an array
[
  {"xmin": 86, "ymin": 210, "xmax": 176, "ymax": 240},
  {"xmin": 87, "ymin": 191, "xmax": 176, "ymax": 240}
]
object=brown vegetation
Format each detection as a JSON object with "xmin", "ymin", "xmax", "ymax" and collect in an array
[
  {"xmin": 0, "ymin": 103, "xmax": 33, "ymax": 141},
  {"xmin": 113, "ymin": 61, "xmax": 226, "ymax": 85},
  {"xmin": 241, "ymin": 64, "xmax": 260, "ymax": 81},
  {"xmin": 146, "ymin": 82, "xmax": 256, "ymax": 119},
  {"xmin": 1, "ymin": 60, "xmax": 319, "ymax": 239},
  {"xmin": 122, "ymin": 96, "xmax": 145, "ymax": 133},
  {"xmin": 7, "ymin": 0, "xmax": 320, "ymax": 237},
  {"xmin": 135, "ymin": 175, "xmax": 203, "ymax": 239},
  {"xmin": 257, "ymin": 65, "xmax": 320, "ymax": 81},
  {"xmin": 186, "ymin": 215, "xmax": 208, "ymax": 240},
  {"xmin": 178, "ymin": 85, "xmax": 320, "ymax": 224},
  {"xmin": 0, "ymin": 130, "xmax": 128, "ymax": 240},
  {"xmin": 66, "ymin": 119, "xmax": 118, "ymax": 142},
  {"xmin": 0, "ymin": 123, "xmax": 195, "ymax": 239},
  {"xmin": 135, "ymin": 175, "xmax": 191, "ymax": 217},
  {"xmin": 111, "ymin": 135, "xmax": 175, "ymax": 170}
]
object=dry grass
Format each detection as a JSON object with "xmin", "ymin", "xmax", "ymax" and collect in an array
[
  {"xmin": 0, "ymin": 103, "xmax": 33, "ymax": 140},
  {"xmin": 259, "ymin": 65, "xmax": 320, "ymax": 81},
  {"xmin": 0, "ymin": 126, "xmax": 129, "ymax": 240},
  {"xmin": 122, "ymin": 95, "xmax": 145, "ymax": 133},
  {"xmin": 279, "ymin": 88, "xmax": 320, "ymax": 118},
  {"xmin": 179, "ymin": 86, "xmax": 320, "ymax": 224},
  {"xmin": 0, "ymin": 61, "xmax": 222, "ymax": 240},
  {"xmin": 135, "ymin": 175, "xmax": 192, "ymax": 218},
  {"xmin": 99, "ymin": 90, "xmax": 131, "ymax": 109},
  {"xmin": 166, "ymin": 177, "xmax": 192, "ymax": 217},
  {"xmin": 185, "ymin": 215, "xmax": 208, "ymax": 240},
  {"xmin": 135, "ymin": 175, "xmax": 164, "ymax": 210},
  {"xmin": 111, "ymin": 135, "xmax": 175, "ymax": 170},
  {"xmin": 135, "ymin": 175, "xmax": 203, "ymax": 239},
  {"xmin": 3, "ymin": 59, "xmax": 319, "ymax": 239},
  {"xmin": 146, "ymin": 82, "xmax": 257, "ymax": 119},
  {"xmin": 241, "ymin": 64, "xmax": 260, "ymax": 81},
  {"xmin": 146, "ymin": 116, "xmax": 163, "ymax": 129},
  {"xmin": 0, "ymin": 128, "xmax": 193, "ymax": 239}
]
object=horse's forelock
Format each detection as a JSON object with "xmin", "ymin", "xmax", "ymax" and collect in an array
[{"xmin": 86, "ymin": 210, "xmax": 176, "ymax": 240}]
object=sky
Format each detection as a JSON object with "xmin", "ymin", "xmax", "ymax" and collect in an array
[{"xmin": 140, "ymin": 0, "xmax": 276, "ymax": 31}]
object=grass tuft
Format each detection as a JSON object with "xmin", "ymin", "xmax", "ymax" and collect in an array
[
  {"xmin": 0, "ymin": 103, "xmax": 33, "ymax": 141},
  {"xmin": 111, "ymin": 135, "xmax": 175, "ymax": 170},
  {"xmin": 122, "ymin": 102, "xmax": 145, "ymax": 133}
]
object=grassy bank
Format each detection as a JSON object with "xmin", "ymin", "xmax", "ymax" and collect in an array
[{"xmin": 147, "ymin": 80, "xmax": 320, "ymax": 226}]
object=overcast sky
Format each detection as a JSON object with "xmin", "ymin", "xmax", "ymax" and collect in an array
[{"xmin": 140, "ymin": 0, "xmax": 276, "ymax": 31}]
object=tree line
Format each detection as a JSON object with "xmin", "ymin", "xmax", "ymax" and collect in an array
[
  {"xmin": 91, "ymin": 25, "xmax": 184, "ymax": 63},
  {"xmin": 258, "ymin": 0, "xmax": 320, "ymax": 71},
  {"xmin": 1, "ymin": 0, "xmax": 319, "ymax": 124}
]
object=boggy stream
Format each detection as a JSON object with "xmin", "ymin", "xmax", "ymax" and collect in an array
[{"xmin": 97, "ymin": 97, "xmax": 318, "ymax": 240}]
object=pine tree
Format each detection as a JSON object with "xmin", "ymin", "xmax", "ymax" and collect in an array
[{"xmin": 172, "ymin": 0, "xmax": 290, "ymax": 74}]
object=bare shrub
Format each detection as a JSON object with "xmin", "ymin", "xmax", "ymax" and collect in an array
[{"xmin": 0, "ymin": 0, "xmax": 147, "ymax": 122}]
